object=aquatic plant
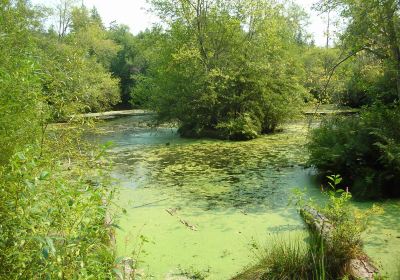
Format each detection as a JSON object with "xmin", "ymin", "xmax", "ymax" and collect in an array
[
  {"xmin": 232, "ymin": 234, "xmax": 330, "ymax": 280},
  {"xmin": 234, "ymin": 175, "xmax": 383, "ymax": 280}
]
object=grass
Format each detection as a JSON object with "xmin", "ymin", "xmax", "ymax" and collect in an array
[{"xmin": 232, "ymin": 233, "xmax": 350, "ymax": 280}]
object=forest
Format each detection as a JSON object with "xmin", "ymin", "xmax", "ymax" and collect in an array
[{"xmin": 1, "ymin": 0, "xmax": 399, "ymax": 279}]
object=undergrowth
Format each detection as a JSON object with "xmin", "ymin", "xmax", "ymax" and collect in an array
[
  {"xmin": 233, "ymin": 175, "xmax": 383, "ymax": 280},
  {"xmin": 0, "ymin": 123, "xmax": 121, "ymax": 279}
]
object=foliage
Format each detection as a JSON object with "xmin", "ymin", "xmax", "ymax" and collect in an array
[
  {"xmin": 308, "ymin": 104, "xmax": 400, "ymax": 198},
  {"xmin": 70, "ymin": 6, "xmax": 120, "ymax": 68},
  {"xmin": 315, "ymin": 0, "xmax": 400, "ymax": 101},
  {"xmin": 36, "ymin": 5, "xmax": 120, "ymax": 121},
  {"xmin": 0, "ymin": 1, "xmax": 122, "ymax": 278},
  {"xmin": 133, "ymin": 0, "xmax": 307, "ymax": 140},
  {"xmin": 235, "ymin": 176, "xmax": 382, "ymax": 280},
  {"xmin": 0, "ymin": 0, "xmax": 42, "ymax": 163},
  {"xmin": 338, "ymin": 54, "xmax": 386, "ymax": 107},
  {"xmin": 314, "ymin": 176, "xmax": 362, "ymax": 271},
  {"xmin": 37, "ymin": 34, "xmax": 120, "ymax": 120},
  {"xmin": 301, "ymin": 47, "xmax": 345, "ymax": 103},
  {"xmin": 108, "ymin": 24, "xmax": 150, "ymax": 108},
  {"xmin": 0, "ymin": 142, "xmax": 116, "ymax": 279}
]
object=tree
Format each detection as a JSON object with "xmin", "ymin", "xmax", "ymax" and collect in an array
[
  {"xmin": 134, "ymin": 0, "xmax": 307, "ymax": 140},
  {"xmin": 0, "ymin": 0, "xmax": 43, "ymax": 163},
  {"xmin": 54, "ymin": 0, "xmax": 78, "ymax": 38},
  {"xmin": 0, "ymin": 2, "xmax": 118, "ymax": 278},
  {"xmin": 36, "ymin": 4, "xmax": 120, "ymax": 120},
  {"xmin": 316, "ymin": 0, "xmax": 400, "ymax": 100},
  {"xmin": 108, "ymin": 24, "xmax": 149, "ymax": 108},
  {"xmin": 70, "ymin": 5, "xmax": 120, "ymax": 68}
]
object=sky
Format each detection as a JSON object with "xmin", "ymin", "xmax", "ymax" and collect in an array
[{"xmin": 32, "ymin": 0, "xmax": 331, "ymax": 46}]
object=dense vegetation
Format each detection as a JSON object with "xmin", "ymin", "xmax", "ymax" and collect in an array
[
  {"xmin": 0, "ymin": 1, "xmax": 119, "ymax": 278},
  {"xmin": 234, "ymin": 176, "xmax": 382, "ymax": 279},
  {"xmin": 307, "ymin": 0, "xmax": 400, "ymax": 199},
  {"xmin": 132, "ymin": 0, "xmax": 308, "ymax": 140},
  {"xmin": 2, "ymin": 0, "xmax": 400, "ymax": 278},
  {"xmin": 309, "ymin": 104, "xmax": 400, "ymax": 199}
]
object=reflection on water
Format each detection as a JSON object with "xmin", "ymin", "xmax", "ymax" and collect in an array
[{"xmin": 92, "ymin": 115, "xmax": 399, "ymax": 279}]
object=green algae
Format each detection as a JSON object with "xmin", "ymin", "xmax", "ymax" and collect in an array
[
  {"xmin": 356, "ymin": 201, "xmax": 400, "ymax": 279},
  {"xmin": 92, "ymin": 116, "xmax": 400, "ymax": 279}
]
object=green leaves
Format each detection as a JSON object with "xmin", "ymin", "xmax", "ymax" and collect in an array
[
  {"xmin": 39, "ymin": 171, "xmax": 50, "ymax": 181},
  {"xmin": 0, "ymin": 144, "xmax": 115, "ymax": 278},
  {"xmin": 136, "ymin": 0, "xmax": 305, "ymax": 140},
  {"xmin": 308, "ymin": 104, "xmax": 400, "ymax": 198},
  {"xmin": 327, "ymin": 175, "xmax": 342, "ymax": 189}
]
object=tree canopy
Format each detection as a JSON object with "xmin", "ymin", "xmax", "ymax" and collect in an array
[{"xmin": 132, "ymin": 0, "xmax": 309, "ymax": 140}]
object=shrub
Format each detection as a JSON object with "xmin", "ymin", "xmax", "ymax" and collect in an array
[
  {"xmin": 132, "ymin": 1, "xmax": 306, "ymax": 140},
  {"xmin": 308, "ymin": 104, "xmax": 400, "ymax": 199},
  {"xmin": 0, "ymin": 143, "xmax": 116, "ymax": 279},
  {"xmin": 234, "ymin": 176, "xmax": 382, "ymax": 280}
]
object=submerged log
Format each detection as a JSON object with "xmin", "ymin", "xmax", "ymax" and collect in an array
[{"xmin": 300, "ymin": 206, "xmax": 379, "ymax": 280}]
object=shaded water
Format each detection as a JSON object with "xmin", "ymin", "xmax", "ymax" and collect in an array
[{"xmin": 93, "ymin": 115, "xmax": 400, "ymax": 279}]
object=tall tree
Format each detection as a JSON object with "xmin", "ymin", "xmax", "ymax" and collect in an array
[
  {"xmin": 135, "ymin": 0, "xmax": 307, "ymax": 140},
  {"xmin": 55, "ymin": 0, "xmax": 78, "ymax": 38},
  {"xmin": 317, "ymin": 0, "xmax": 400, "ymax": 99}
]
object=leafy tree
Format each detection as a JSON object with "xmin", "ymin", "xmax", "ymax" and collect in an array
[
  {"xmin": 134, "ymin": 0, "xmax": 307, "ymax": 140},
  {"xmin": 70, "ymin": 6, "xmax": 120, "ymax": 68},
  {"xmin": 0, "ymin": 0, "xmax": 43, "ymax": 163},
  {"xmin": 54, "ymin": 0, "xmax": 79, "ymax": 38},
  {"xmin": 316, "ymin": 0, "xmax": 400, "ymax": 101},
  {"xmin": 108, "ymin": 24, "xmax": 150, "ymax": 108},
  {"xmin": 302, "ymin": 47, "xmax": 346, "ymax": 103},
  {"xmin": 37, "ymin": 35, "xmax": 120, "ymax": 120},
  {"xmin": 36, "ymin": 5, "xmax": 120, "ymax": 121},
  {"xmin": 0, "ymin": 1, "xmax": 120, "ymax": 278}
]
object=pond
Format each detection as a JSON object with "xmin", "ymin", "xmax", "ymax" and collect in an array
[{"xmin": 93, "ymin": 115, "xmax": 400, "ymax": 279}]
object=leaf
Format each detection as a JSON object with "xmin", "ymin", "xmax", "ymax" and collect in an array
[
  {"xmin": 24, "ymin": 179, "xmax": 35, "ymax": 190},
  {"xmin": 42, "ymin": 247, "xmax": 49, "ymax": 259},
  {"xmin": 45, "ymin": 237, "xmax": 56, "ymax": 254},
  {"xmin": 334, "ymin": 177, "xmax": 342, "ymax": 185},
  {"xmin": 39, "ymin": 171, "xmax": 50, "ymax": 181},
  {"xmin": 16, "ymin": 152, "xmax": 26, "ymax": 161}
]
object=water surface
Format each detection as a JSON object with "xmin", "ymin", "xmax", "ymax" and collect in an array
[{"xmin": 94, "ymin": 116, "xmax": 399, "ymax": 279}]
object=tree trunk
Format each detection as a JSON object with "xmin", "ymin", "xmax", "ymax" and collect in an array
[
  {"xmin": 385, "ymin": 2, "xmax": 400, "ymax": 99},
  {"xmin": 395, "ymin": 49, "xmax": 400, "ymax": 100}
]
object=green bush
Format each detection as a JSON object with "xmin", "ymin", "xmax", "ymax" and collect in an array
[
  {"xmin": 0, "ymin": 144, "xmax": 116, "ymax": 279},
  {"xmin": 133, "ymin": 1, "xmax": 306, "ymax": 140},
  {"xmin": 0, "ymin": 2, "xmax": 121, "ymax": 277},
  {"xmin": 308, "ymin": 104, "xmax": 400, "ymax": 199}
]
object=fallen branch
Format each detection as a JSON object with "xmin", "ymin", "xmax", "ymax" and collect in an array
[
  {"xmin": 131, "ymin": 198, "xmax": 168, "ymax": 209},
  {"xmin": 179, "ymin": 219, "xmax": 198, "ymax": 231}
]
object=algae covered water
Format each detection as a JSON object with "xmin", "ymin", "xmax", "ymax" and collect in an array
[{"xmin": 93, "ymin": 115, "xmax": 400, "ymax": 279}]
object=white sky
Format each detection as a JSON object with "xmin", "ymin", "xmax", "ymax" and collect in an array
[{"xmin": 32, "ymin": 0, "xmax": 332, "ymax": 46}]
